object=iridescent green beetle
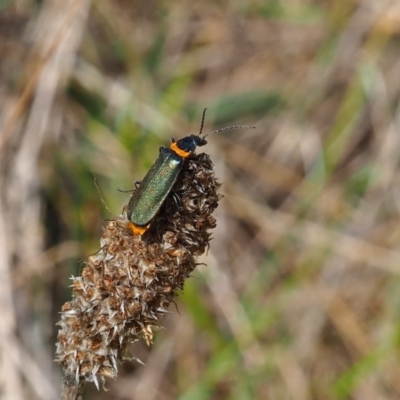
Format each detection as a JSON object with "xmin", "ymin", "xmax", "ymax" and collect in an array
[{"xmin": 127, "ymin": 110, "xmax": 254, "ymax": 235}]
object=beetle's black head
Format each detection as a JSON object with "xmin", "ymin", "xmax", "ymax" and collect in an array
[
  {"xmin": 175, "ymin": 135, "xmax": 207, "ymax": 153},
  {"xmin": 171, "ymin": 109, "xmax": 255, "ymax": 156}
]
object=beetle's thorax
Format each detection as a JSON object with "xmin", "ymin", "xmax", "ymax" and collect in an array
[{"xmin": 170, "ymin": 135, "xmax": 207, "ymax": 158}]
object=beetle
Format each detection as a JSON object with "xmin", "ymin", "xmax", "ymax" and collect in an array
[{"xmin": 127, "ymin": 109, "xmax": 254, "ymax": 235}]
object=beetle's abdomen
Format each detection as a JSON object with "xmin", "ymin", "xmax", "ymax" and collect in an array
[{"xmin": 127, "ymin": 148, "xmax": 183, "ymax": 227}]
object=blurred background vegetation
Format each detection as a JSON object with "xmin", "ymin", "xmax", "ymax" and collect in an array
[{"xmin": 1, "ymin": 0, "xmax": 400, "ymax": 399}]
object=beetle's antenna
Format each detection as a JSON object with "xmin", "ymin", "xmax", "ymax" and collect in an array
[
  {"xmin": 203, "ymin": 125, "xmax": 255, "ymax": 139},
  {"xmin": 198, "ymin": 108, "xmax": 208, "ymax": 137}
]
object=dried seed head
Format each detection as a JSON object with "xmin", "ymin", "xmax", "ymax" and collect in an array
[{"xmin": 56, "ymin": 153, "xmax": 222, "ymax": 387}]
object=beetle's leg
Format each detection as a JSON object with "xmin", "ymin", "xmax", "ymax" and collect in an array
[
  {"xmin": 118, "ymin": 187, "xmax": 137, "ymax": 193},
  {"xmin": 171, "ymin": 192, "xmax": 181, "ymax": 206}
]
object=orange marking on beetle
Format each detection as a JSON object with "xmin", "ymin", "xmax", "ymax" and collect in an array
[
  {"xmin": 129, "ymin": 221, "xmax": 148, "ymax": 236},
  {"xmin": 170, "ymin": 142, "xmax": 191, "ymax": 158}
]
